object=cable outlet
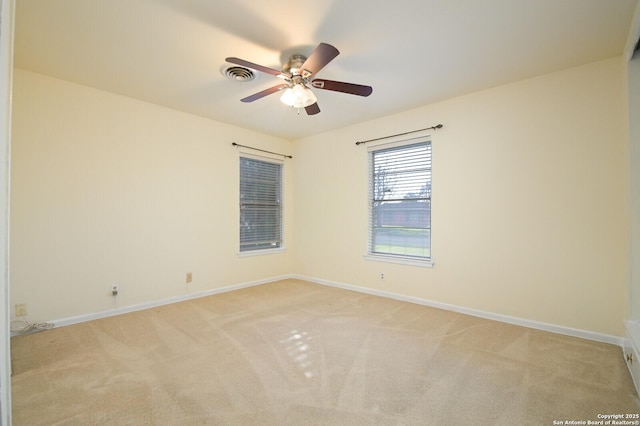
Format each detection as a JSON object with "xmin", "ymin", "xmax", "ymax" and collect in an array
[
  {"xmin": 380, "ymin": 273, "xmax": 385, "ymax": 280},
  {"xmin": 186, "ymin": 273, "xmax": 192, "ymax": 283},
  {"xmin": 15, "ymin": 303, "xmax": 27, "ymax": 317},
  {"xmin": 111, "ymin": 285, "xmax": 119, "ymax": 296}
]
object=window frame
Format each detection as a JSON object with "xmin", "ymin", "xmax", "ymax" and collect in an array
[
  {"xmin": 365, "ymin": 138, "xmax": 433, "ymax": 267},
  {"xmin": 238, "ymin": 154, "xmax": 284, "ymax": 255}
]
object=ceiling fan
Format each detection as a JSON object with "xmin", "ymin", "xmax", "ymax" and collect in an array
[{"xmin": 225, "ymin": 42, "xmax": 373, "ymax": 115}]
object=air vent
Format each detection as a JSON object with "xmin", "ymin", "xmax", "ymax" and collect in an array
[{"xmin": 222, "ymin": 66, "xmax": 256, "ymax": 82}]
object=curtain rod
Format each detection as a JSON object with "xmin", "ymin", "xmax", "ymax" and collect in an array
[
  {"xmin": 232, "ymin": 142, "xmax": 292, "ymax": 159},
  {"xmin": 355, "ymin": 124, "xmax": 443, "ymax": 146}
]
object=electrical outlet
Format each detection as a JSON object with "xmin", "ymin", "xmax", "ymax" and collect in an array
[
  {"xmin": 15, "ymin": 304, "xmax": 27, "ymax": 317},
  {"xmin": 111, "ymin": 285, "xmax": 119, "ymax": 296},
  {"xmin": 380, "ymin": 273, "xmax": 385, "ymax": 280},
  {"xmin": 186, "ymin": 273, "xmax": 192, "ymax": 283}
]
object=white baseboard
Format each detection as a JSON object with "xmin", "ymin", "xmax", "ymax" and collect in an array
[
  {"xmin": 30, "ymin": 273, "xmax": 624, "ymax": 350},
  {"xmin": 293, "ymin": 274, "xmax": 625, "ymax": 347},
  {"xmin": 46, "ymin": 274, "xmax": 295, "ymax": 331}
]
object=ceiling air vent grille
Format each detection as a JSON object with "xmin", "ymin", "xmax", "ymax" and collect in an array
[{"xmin": 223, "ymin": 66, "xmax": 256, "ymax": 82}]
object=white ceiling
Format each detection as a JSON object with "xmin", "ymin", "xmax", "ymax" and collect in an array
[{"xmin": 14, "ymin": 0, "xmax": 639, "ymax": 140}]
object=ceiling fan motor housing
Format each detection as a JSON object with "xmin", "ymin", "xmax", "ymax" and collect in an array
[{"xmin": 282, "ymin": 54, "xmax": 307, "ymax": 76}]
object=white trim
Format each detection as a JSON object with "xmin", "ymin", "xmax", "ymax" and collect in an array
[
  {"xmin": 294, "ymin": 274, "xmax": 625, "ymax": 346},
  {"xmin": 364, "ymin": 254, "xmax": 433, "ymax": 268},
  {"xmin": 365, "ymin": 134, "xmax": 432, "ymax": 152},
  {"xmin": 38, "ymin": 275, "xmax": 294, "ymax": 331},
  {"xmin": 18, "ymin": 273, "xmax": 625, "ymax": 349},
  {"xmin": 0, "ymin": 0, "xmax": 14, "ymax": 424},
  {"xmin": 625, "ymin": 321, "xmax": 640, "ymax": 395},
  {"xmin": 238, "ymin": 247, "xmax": 287, "ymax": 257},
  {"xmin": 367, "ymin": 139, "xmax": 433, "ymax": 266},
  {"xmin": 238, "ymin": 151, "xmax": 284, "ymax": 164}
]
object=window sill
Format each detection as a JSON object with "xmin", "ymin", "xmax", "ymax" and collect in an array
[
  {"xmin": 364, "ymin": 254, "xmax": 433, "ymax": 268},
  {"xmin": 238, "ymin": 247, "xmax": 287, "ymax": 257}
]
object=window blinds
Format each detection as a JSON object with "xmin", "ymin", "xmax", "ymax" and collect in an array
[
  {"xmin": 369, "ymin": 141, "xmax": 431, "ymax": 259},
  {"xmin": 239, "ymin": 157, "xmax": 282, "ymax": 252}
]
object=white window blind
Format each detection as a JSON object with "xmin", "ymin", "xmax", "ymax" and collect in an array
[
  {"xmin": 239, "ymin": 157, "xmax": 282, "ymax": 252},
  {"xmin": 369, "ymin": 140, "xmax": 431, "ymax": 260}
]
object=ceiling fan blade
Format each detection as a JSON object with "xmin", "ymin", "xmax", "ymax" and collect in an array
[
  {"xmin": 311, "ymin": 79, "xmax": 373, "ymax": 97},
  {"xmin": 240, "ymin": 84, "xmax": 288, "ymax": 102},
  {"xmin": 226, "ymin": 57, "xmax": 291, "ymax": 79},
  {"xmin": 300, "ymin": 43, "xmax": 340, "ymax": 78},
  {"xmin": 305, "ymin": 102, "xmax": 321, "ymax": 115}
]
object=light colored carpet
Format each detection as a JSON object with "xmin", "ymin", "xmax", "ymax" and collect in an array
[{"xmin": 10, "ymin": 279, "xmax": 640, "ymax": 425}]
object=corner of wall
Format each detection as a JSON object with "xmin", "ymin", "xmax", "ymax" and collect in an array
[{"xmin": 624, "ymin": 320, "xmax": 640, "ymax": 395}]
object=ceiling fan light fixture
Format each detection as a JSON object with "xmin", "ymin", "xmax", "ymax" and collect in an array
[{"xmin": 280, "ymin": 84, "xmax": 317, "ymax": 108}]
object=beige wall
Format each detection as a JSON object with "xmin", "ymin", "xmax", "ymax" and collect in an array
[
  {"xmin": 10, "ymin": 56, "xmax": 630, "ymax": 337},
  {"xmin": 10, "ymin": 69, "xmax": 295, "ymax": 321},
  {"xmin": 293, "ymin": 57, "xmax": 628, "ymax": 336}
]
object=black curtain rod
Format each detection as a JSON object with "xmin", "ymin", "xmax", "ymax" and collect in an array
[
  {"xmin": 232, "ymin": 142, "xmax": 292, "ymax": 159},
  {"xmin": 355, "ymin": 124, "xmax": 443, "ymax": 145}
]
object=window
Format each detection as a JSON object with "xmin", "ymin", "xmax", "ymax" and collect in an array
[
  {"xmin": 369, "ymin": 140, "xmax": 431, "ymax": 263},
  {"xmin": 239, "ymin": 156, "xmax": 283, "ymax": 253}
]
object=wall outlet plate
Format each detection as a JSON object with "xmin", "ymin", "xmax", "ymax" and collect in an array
[{"xmin": 15, "ymin": 304, "xmax": 27, "ymax": 317}]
